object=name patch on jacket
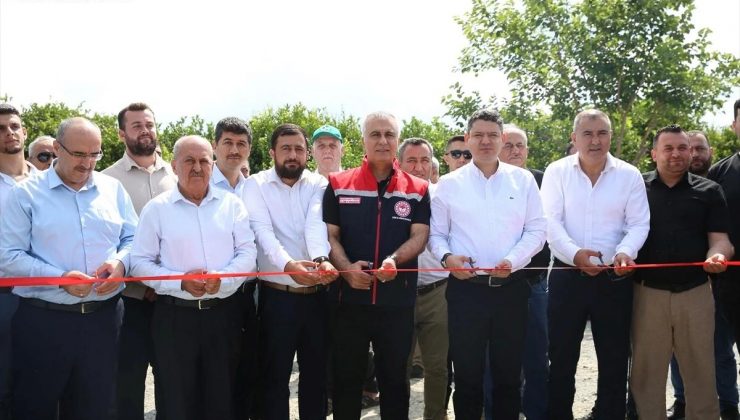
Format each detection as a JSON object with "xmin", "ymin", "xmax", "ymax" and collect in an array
[{"xmin": 339, "ymin": 196, "xmax": 361, "ymax": 205}]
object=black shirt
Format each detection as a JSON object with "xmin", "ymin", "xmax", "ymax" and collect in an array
[
  {"xmin": 708, "ymin": 152, "xmax": 740, "ymax": 279},
  {"xmin": 635, "ymin": 170, "xmax": 730, "ymax": 290}
]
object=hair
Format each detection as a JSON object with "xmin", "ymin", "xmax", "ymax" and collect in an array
[
  {"xmin": 503, "ymin": 124, "xmax": 528, "ymax": 146},
  {"xmin": 215, "ymin": 117, "xmax": 252, "ymax": 145},
  {"xmin": 398, "ymin": 137, "xmax": 434, "ymax": 161},
  {"xmin": 0, "ymin": 103, "xmax": 20, "ymax": 117},
  {"xmin": 445, "ymin": 135, "xmax": 465, "ymax": 150},
  {"xmin": 28, "ymin": 135, "xmax": 55, "ymax": 156},
  {"xmin": 466, "ymin": 109, "xmax": 504, "ymax": 133},
  {"xmin": 56, "ymin": 117, "xmax": 100, "ymax": 144},
  {"xmin": 362, "ymin": 111, "xmax": 400, "ymax": 137},
  {"xmin": 572, "ymin": 109, "xmax": 611, "ymax": 132},
  {"xmin": 653, "ymin": 124, "xmax": 687, "ymax": 147},
  {"xmin": 270, "ymin": 124, "xmax": 308, "ymax": 150},
  {"xmin": 687, "ymin": 130, "xmax": 710, "ymax": 145},
  {"xmin": 117, "ymin": 102, "xmax": 154, "ymax": 129},
  {"xmin": 172, "ymin": 135, "xmax": 211, "ymax": 160},
  {"xmin": 734, "ymin": 99, "xmax": 740, "ymax": 120},
  {"xmin": 432, "ymin": 156, "xmax": 440, "ymax": 172}
]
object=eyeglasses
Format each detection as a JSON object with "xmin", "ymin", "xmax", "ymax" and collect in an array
[
  {"xmin": 446, "ymin": 150, "xmax": 472, "ymax": 160},
  {"xmin": 58, "ymin": 142, "xmax": 103, "ymax": 161},
  {"xmin": 35, "ymin": 152, "xmax": 56, "ymax": 163}
]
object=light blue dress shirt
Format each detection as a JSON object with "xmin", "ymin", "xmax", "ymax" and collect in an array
[
  {"xmin": 0, "ymin": 167, "xmax": 138, "ymax": 304},
  {"xmin": 211, "ymin": 164, "xmax": 246, "ymax": 196}
]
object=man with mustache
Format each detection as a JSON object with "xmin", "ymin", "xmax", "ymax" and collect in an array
[
  {"xmin": 0, "ymin": 104, "xmax": 37, "ymax": 420},
  {"xmin": 541, "ymin": 109, "xmax": 650, "ymax": 420},
  {"xmin": 687, "ymin": 130, "xmax": 714, "ymax": 177},
  {"xmin": 323, "ymin": 111, "xmax": 431, "ymax": 419},
  {"xmin": 103, "ymin": 102, "xmax": 176, "ymax": 420},
  {"xmin": 131, "ymin": 135, "xmax": 257, "ymax": 420},
  {"xmin": 0, "ymin": 117, "xmax": 138, "ymax": 419},
  {"xmin": 244, "ymin": 123, "xmax": 338, "ymax": 419},
  {"xmin": 27, "ymin": 135, "xmax": 55, "ymax": 170}
]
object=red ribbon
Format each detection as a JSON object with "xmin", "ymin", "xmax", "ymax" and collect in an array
[{"xmin": 0, "ymin": 261, "xmax": 737, "ymax": 287}]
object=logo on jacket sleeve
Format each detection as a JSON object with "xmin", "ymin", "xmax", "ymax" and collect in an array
[{"xmin": 394, "ymin": 200, "xmax": 411, "ymax": 217}]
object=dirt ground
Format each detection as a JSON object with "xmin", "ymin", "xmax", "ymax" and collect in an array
[{"xmin": 142, "ymin": 323, "xmax": 684, "ymax": 419}]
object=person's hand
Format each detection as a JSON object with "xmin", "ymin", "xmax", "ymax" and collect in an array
[
  {"xmin": 376, "ymin": 257, "xmax": 398, "ymax": 283},
  {"xmin": 181, "ymin": 269, "xmax": 207, "ymax": 298},
  {"xmin": 60, "ymin": 271, "xmax": 94, "ymax": 298},
  {"xmin": 143, "ymin": 286, "xmax": 158, "ymax": 302},
  {"xmin": 343, "ymin": 261, "xmax": 374, "ymax": 290},
  {"xmin": 285, "ymin": 260, "xmax": 320, "ymax": 286},
  {"xmin": 203, "ymin": 273, "xmax": 221, "ymax": 295},
  {"xmin": 486, "ymin": 259, "xmax": 512, "ymax": 278},
  {"xmin": 316, "ymin": 261, "xmax": 339, "ymax": 284},
  {"xmin": 445, "ymin": 255, "xmax": 476, "ymax": 280},
  {"xmin": 93, "ymin": 259, "xmax": 124, "ymax": 295},
  {"xmin": 573, "ymin": 249, "xmax": 606, "ymax": 276},
  {"xmin": 613, "ymin": 253, "xmax": 636, "ymax": 276},
  {"xmin": 704, "ymin": 253, "xmax": 727, "ymax": 274}
]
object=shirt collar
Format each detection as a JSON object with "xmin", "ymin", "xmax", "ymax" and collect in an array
[
  {"xmin": 211, "ymin": 163, "xmax": 245, "ymax": 191},
  {"xmin": 648, "ymin": 169, "xmax": 691, "ymax": 188},
  {"xmin": 47, "ymin": 165, "xmax": 97, "ymax": 192},
  {"xmin": 170, "ymin": 184, "xmax": 222, "ymax": 206},
  {"xmin": 572, "ymin": 152, "xmax": 616, "ymax": 173},
  {"xmin": 121, "ymin": 152, "xmax": 168, "ymax": 172},
  {"xmin": 267, "ymin": 166, "xmax": 311, "ymax": 186}
]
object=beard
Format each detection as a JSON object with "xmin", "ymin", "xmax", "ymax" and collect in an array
[
  {"xmin": 275, "ymin": 160, "xmax": 305, "ymax": 180},
  {"xmin": 689, "ymin": 159, "xmax": 711, "ymax": 175},
  {"xmin": 125, "ymin": 133, "xmax": 158, "ymax": 156},
  {"xmin": 2, "ymin": 143, "xmax": 23, "ymax": 155}
]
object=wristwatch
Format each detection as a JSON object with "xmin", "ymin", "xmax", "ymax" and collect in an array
[
  {"xmin": 386, "ymin": 254, "xmax": 398, "ymax": 264},
  {"xmin": 440, "ymin": 253, "xmax": 453, "ymax": 268},
  {"xmin": 313, "ymin": 256, "xmax": 330, "ymax": 265}
]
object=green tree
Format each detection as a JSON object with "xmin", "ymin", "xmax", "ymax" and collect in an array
[
  {"xmin": 455, "ymin": 0, "xmax": 740, "ymax": 168},
  {"xmin": 158, "ymin": 116, "xmax": 214, "ymax": 162}
]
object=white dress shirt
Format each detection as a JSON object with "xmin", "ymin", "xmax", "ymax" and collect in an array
[
  {"xmin": 418, "ymin": 184, "xmax": 447, "ymax": 286},
  {"xmin": 540, "ymin": 153, "xmax": 650, "ymax": 266},
  {"xmin": 0, "ymin": 162, "xmax": 37, "ymax": 213},
  {"xmin": 430, "ymin": 161, "xmax": 546, "ymax": 272},
  {"xmin": 211, "ymin": 164, "xmax": 246, "ymax": 196},
  {"xmin": 243, "ymin": 168, "xmax": 330, "ymax": 287},
  {"xmin": 130, "ymin": 186, "xmax": 258, "ymax": 300}
]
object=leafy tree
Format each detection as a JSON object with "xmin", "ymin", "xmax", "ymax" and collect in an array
[
  {"xmin": 455, "ymin": 0, "xmax": 740, "ymax": 168},
  {"xmin": 400, "ymin": 116, "xmax": 457, "ymax": 163},
  {"xmin": 158, "ymin": 116, "xmax": 214, "ymax": 162}
]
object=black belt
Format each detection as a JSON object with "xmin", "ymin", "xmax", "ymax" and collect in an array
[
  {"xmin": 417, "ymin": 278, "xmax": 447, "ymax": 296},
  {"xmin": 260, "ymin": 280, "xmax": 326, "ymax": 295},
  {"xmin": 0, "ymin": 287, "xmax": 11, "ymax": 294},
  {"xmin": 239, "ymin": 280, "xmax": 257, "ymax": 294},
  {"xmin": 637, "ymin": 277, "xmax": 708, "ymax": 293},
  {"xmin": 468, "ymin": 270, "xmax": 526, "ymax": 288},
  {"xmin": 158, "ymin": 294, "xmax": 233, "ymax": 310},
  {"xmin": 22, "ymin": 295, "xmax": 119, "ymax": 314}
]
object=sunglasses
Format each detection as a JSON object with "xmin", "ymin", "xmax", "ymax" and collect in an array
[
  {"xmin": 35, "ymin": 152, "xmax": 56, "ymax": 163},
  {"xmin": 446, "ymin": 150, "xmax": 472, "ymax": 160}
]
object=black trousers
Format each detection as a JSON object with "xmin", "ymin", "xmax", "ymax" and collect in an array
[
  {"xmin": 12, "ymin": 297, "xmax": 123, "ymax": 420},
  {"xmin": 116, "ymin": 296, "xmax": 165, "ymax": 420},
  {"xmin": 152, "ymin": 294, "xmax": 243, "ymax": 420},
  {"xmin": 258, "ymin": 286, "xmax": 328, "ymax": 420},
  {"xmin": 547, "ymin": 269, "xmax": 633, "ymax": 420},
  {"xmin": 234, "ymin": 283, "xmax": 258, "ymax": 420},
  {"xmin": 331, "ymin": 303, "xmax": 414, "ymax": 420},
  {"xmin": 446, "ymin": 276, "xmax": 530, "ymax": 420}
]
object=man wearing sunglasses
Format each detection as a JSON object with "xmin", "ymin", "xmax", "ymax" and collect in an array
[
  {"xmin": 27, "ymin": 135, "xmax": 55, "ymax": 170},
  {"xmin": 0, "ymin": 117, "xmax": 138, "ymax": 419},
  {"xmin": 541, "ymin": 109, "xmax": 650, "ymax": 420},
  {"xmin": 442, "ymin": 135, "xmax": 472, "ymax": 172},
  {"xmin": 0, "ymin": 103, "xmax": 38, "ymax": 420}
]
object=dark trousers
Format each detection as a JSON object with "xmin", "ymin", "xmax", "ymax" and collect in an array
[
  {"xmin": 547, "ymin": 269, "xmax": 632, "ymax": 420},
  {"xmin": 0, "ymin": 294, "xmax": 18, "ymax": 420},
  {"xmin": 447, "ymin": 276, "xmax": 529, "ymax": 420},
  {"xmin": 12, "ymin": 297, "xmax": 123, "ymax": 420},
  {"xmin": 234, "ymin": 284, "xmax": 258, "ymax": 420},
  {"xmin": 152, "ymin": 294, "xmax": 243, "ymax": 420},
  {"xmin": 331, "ymin": 303, "xmax": 414, "ymax": 420},
  {"xmin": 258, "ymin": 286, "xmax": 327, "ymax": 420},
  {"xmin": 116, "ymin": 296, "xmax": 164, "ymax": 420}
]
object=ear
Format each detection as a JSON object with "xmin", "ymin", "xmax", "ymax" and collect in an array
[
  {"xmin": 269, "ymin": 148, "xmax": 275, "ymax": 161},
  {"xmin": 171, "ymin": 160, "xmax": 177, "ymax": 173},
  {"xmin": 118, "ymin": 129, "xmax": 126, "ymax": 142},
  {"xmin": 650, "ymin": 148, "xmax": 657, "ymax": 162},
  {"xmin": 570, "ymin": 132, "xmax": 577, "ymax": 143}
]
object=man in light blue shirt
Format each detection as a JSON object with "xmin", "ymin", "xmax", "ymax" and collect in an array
[{"xmin": 0, "ymin": 117, "xmax": 138, "ymax": 420}]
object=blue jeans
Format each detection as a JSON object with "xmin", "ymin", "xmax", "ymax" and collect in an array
[
  {"xmin": 484, "ymin": 272, "xmax": 548, "ymax": 420},
  {"xmin": 670, "ymin": 290, "xmax": 738, "ymax": 410}
]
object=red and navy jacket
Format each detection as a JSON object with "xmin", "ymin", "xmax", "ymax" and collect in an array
[{"xmin": 322, "ymin": 157, "xmax": 431, "ymax": 307}]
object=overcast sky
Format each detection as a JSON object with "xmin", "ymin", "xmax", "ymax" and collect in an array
[{"xmin": 0, "ymin": 0, "xmax": 738, "ymax": 129}]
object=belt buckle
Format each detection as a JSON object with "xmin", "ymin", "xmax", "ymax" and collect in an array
[
  {"xmin": 80, "ymin": 302, "xmax": 90, "ymax": 314},
  {"xmin": 488, "ymin": 276, "xmax": 502, "ymax": 288},
  {"xmin": 197, "ymin": 300, "xmax": 208, "ymax": 310}
]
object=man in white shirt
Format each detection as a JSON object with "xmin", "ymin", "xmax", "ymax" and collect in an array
[
  {"xmin": 430, "ymin": 109, "xmax": 547, "ymax": 420},
  {"xmin": 27, "ymin": 135, "xmax": 55, "ymax": 170},
  {"xmin": 398, "ymin": 137, "xmax": 449, "ymax": 420},
  {"xmin": 244, "ymin": 123, "xmax": 337, "ymax": 419},
  {"xmin": 540, "ymin": 109, "xmax": 650, "ymax": 420},
  {"xmin": 131, "ymin": 135, "xmax": 257, "ymax": 420},
  {"xmin": 0, "ymin": 104, "xmax": 36, "ymax": 420},
  {"xmin": 210, "ymin": 116, "xmax": 256, "ymax": 420},
  {"xmin": 311, "ymin": 124, "xmax": 343, "ymax": 178},
  {"xmin": 103, "ymin": 102, "xmax": 177, "ymax": 420}
]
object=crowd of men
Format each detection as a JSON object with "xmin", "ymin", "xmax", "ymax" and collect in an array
[{"xmin": 0, "ymin": 99, "xmax": 739, "ymax": 420}]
